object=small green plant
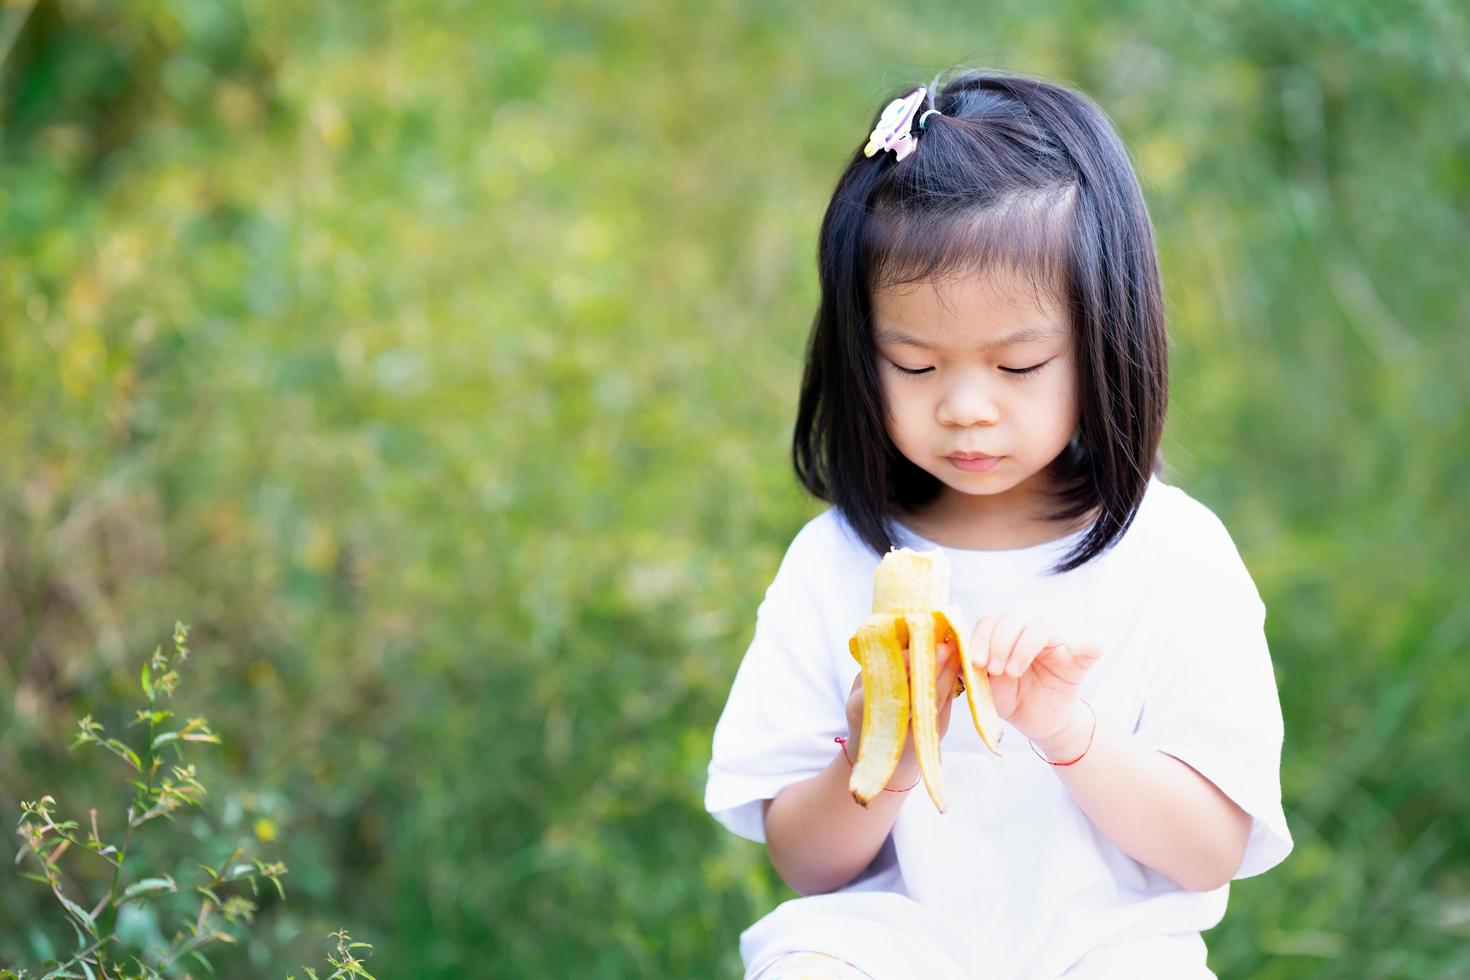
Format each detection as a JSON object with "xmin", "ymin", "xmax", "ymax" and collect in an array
[
  {"xmin": 4, "ymin": 623, "xmax": 288, "ymax": 979},
  {"xmin": 286, "ymin": 930, "xmax": 376, "ymax": 980}
]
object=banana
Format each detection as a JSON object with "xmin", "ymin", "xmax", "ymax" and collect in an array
[
  {"xmin": 847, "ymin": 548, "xmax": 1003, "ymax": 811},
  {"xmin": 847, "ymin": 614, "xmax": 911, "ymax": 805}
]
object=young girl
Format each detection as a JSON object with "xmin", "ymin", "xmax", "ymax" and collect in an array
[{"xmin": 705, "ymin": 71, "xmax": 1292, "ymax": 979}]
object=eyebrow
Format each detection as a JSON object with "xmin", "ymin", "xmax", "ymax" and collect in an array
[{"xmin": 873, "ymin": 324, "xmax": 1066, "ymax": 352}]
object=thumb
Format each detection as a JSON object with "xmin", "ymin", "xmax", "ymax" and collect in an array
[{"xmin": 1069, "ymin": 641, "xmax": 1103, "ymax": 667}]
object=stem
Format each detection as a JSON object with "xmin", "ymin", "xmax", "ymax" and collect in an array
[
  {"xmin": 99, "ymin": 822, "xmax": 132, "ymax": 941},
  {"xmin": 0, "ymin": 0, "xmax": 38, "ymax": 75},
  {"xmin": 45, "ymin": 827, "xmax": 121, "ymax": 869},
  {"xmin": 155, "ymin": 899, "xmax": 221, "ymax": 970},
  {"xmin": 33, "ymin": 935, "xmax": 110, "ymax": 979},
  {"xmin": 100, "ymin": 708, "xmax": 157, "ymax": 939}
]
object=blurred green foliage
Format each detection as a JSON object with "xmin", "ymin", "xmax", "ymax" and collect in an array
[
  {"xmin": 1, "ymin": 0, "xmax": 1466, "ymax": 976},
  {"xmin": 7, "ymin": 623, "xmax": 292, "ymax": 978}
]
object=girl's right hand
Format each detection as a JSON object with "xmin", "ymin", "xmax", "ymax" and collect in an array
[{"xmin": 844, "ymin": 634, "xmax": 963, "ymax": 785}]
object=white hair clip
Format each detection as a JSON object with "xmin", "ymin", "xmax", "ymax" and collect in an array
[{"xmin": 864, "ymin": 86, "xmax": 928, "ymax": 162}]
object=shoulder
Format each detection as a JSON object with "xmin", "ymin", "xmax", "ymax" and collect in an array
[
  {"xmin": 760, "ymin": 507, "xmax": 877, "ymax": 615},
  {"xmin": 1140, "ymin": 477, "xmax": 1234, "ymax": 542},
  {"xmin": 778, "ymin": 506, "xmax": 874, "ymax": 572},
  {"xmin": 1143, "ymin": 477, "xmax": 1250, "ymax": 558},
  {"xmin": 1135, "ymin": 477, "xmax": 1265, "ymax": 615},
  {"xmin": 746, "ymin": 510, "xmax": 876, "ymax": 682}
]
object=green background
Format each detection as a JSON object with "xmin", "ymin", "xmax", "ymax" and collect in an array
[{"xmin": 2, "ymin": 0, "xmax": 1467, "ymax": 976}]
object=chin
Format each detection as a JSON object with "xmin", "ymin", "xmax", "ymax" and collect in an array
[{"xmin": 939, "ymin": 469, "xmax": 1022, "ymax": 493}]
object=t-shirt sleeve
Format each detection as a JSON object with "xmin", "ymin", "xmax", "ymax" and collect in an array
[
  {"xmin": 704, "ymin": 524, "xmax": 852, "ymax": 844},
  {"xmin": 1133, "ymin": 508, "xmax": 1294, "ymax": 881}
]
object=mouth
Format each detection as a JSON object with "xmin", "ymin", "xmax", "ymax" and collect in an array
[{"xmin": 946, "ymin": 452, "xmax": 1003, "ymax": 472}]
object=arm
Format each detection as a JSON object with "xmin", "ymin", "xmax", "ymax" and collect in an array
[
  {"xmin": 1034, "ymin": 704, "xmax": 1253, "ymax": 892},
  {"xmin": 977, "ymin": 611, "xmax": 1254, "ymax": 893},
  {"xmin": 761, "ymin": 748, "xmax": 916, "ymax": 896},
  {"xmin": 764, "ymin": 644, "xmax": 962, "ymax": 895}
]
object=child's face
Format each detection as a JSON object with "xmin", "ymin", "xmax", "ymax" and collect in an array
[{"xmin": 871, "ymin": 272, "xmax": 1079, "ymax": 510}]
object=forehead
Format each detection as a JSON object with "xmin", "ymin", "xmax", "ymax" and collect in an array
[{"xmin": 870, "ymin": 274, "xmax": 1070, "ymax": 352}]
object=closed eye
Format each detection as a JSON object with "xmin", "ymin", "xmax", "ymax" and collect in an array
[
  {"xmin": 891, "ymin": 363, "xmax": 933, "ymax": 376},
  {"xmin": 1001, "ymin": 360, "xmax": 1050, "ymax": 377},
  {"xmin": 889, "ymin": 359, "xmax": 1051, "ymax": 377}
]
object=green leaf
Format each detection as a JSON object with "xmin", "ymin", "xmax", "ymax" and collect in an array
[
  {"xmin": 59, "ymin": 910, "xmax": 87, "ymax": 953},
  {"xmin": 151, "ymin": 732, "xmax": 180, "ymax": 751},
  {"xmin": 54, "ymin": 893, "xmax": 98, "ymax": 939},
  {"xmin": 131, "ymin": 709, "xmax": 173, "ymax": 727},
  {"xmin": 121, "ymin": 876, "xmax": 177, "ymax": 901},
  {"xmin": 141, "ymin": 662, "xmax": 154, "ymax": 701},
  {"xmin": 101, "ymin": 739, "xmax": 141, "ymax": 772}
]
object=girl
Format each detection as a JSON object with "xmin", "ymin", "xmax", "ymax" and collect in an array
[{"xmin": 705, "ymin": 71, "xmax": 1292, "ymax": 979}]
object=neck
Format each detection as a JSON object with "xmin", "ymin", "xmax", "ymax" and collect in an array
[{"xmin": 903, "ymin": 467, "xmax": 1091, "ymax": 551}]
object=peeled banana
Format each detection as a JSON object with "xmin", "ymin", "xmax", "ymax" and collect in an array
[{"xmin": 847, "ymin": 548, "xmax": 1003, "ymax": 811}]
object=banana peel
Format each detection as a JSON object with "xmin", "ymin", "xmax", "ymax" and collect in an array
[{"xmin": 847, "ymin": 548, "xmax": 1003, "ymax": 811}]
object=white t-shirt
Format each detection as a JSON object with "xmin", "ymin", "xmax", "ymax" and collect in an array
[{"xmin": 705, "ymin": 476, "xmax": 1293, "ymax": 979}]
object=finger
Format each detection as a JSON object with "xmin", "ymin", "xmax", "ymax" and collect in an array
[
  {"xmin": 1034, "ymin": 639, "xmax": 1103, "ymax": 687},
  {"xmin": 936, "ymin": 677, "xmax": 959, "ymax": 725},
  {"xmin": 1003, "ymin": 620, "xmax": 1056, "ymax": 679},
  {"xmin": 987, "ymin": 666, "xmax": 1018, "ymax": 720},
  {"xmin": 931, "ymin": 637, "xmax": 950, "ymax": 697},
  {"xmin": 935, "ymin": 641, "xmax": 960, "ymax": 706},
  {"xmin": 971, "ymin": 615, "xmax": 1000, "ymax": 675},
  {"xmin": 1068, "ymin": 640, "xmax": 1103, "ymax": 670},
  {"xmin": 987, "ymin": 611, "xmax": 1028, "ymax": 675},
  {"xmin": 934, "ymin": 635, "xmax": 952, "ymax": 668}
]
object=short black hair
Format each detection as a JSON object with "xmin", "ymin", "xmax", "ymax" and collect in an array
[{"xmin": 792, "ymin": 70, "xmax": 1169, "ymax": 574}]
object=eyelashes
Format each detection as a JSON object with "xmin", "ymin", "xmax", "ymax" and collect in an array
[
  {"xmin": 891, "ymin": 364, "xmax": 934, "ymax": 376},
  {"xmin": 889, "ymin": 360, "xmax": 1051, "ymax": 378},
  {"xmin": 1001, "ymin": 362, "xmax": 1049, "ymax": 377}
]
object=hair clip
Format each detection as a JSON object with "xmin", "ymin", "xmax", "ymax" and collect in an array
[{"xmin": 863, "ymin": 86, "xmax": 927, "ymax": 162}]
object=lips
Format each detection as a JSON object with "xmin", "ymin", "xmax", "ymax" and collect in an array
[{"xmin": 946, "ymin": 452, "xmax": 1003, "ymax": 473}]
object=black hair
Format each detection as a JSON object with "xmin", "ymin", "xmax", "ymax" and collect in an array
[{"xmin": 792, "ymin": 69, "xmax": 1169, "ymax": 574}]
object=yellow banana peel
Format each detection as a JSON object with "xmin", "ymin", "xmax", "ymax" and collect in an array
[{"xmin": 847, "ymin": 548, "xmax": 1003, "ymax": 811}]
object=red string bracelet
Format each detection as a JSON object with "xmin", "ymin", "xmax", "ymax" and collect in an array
[
  {"xmin": 1028, "ymin": 700, "xmax": 1097, "ymax": 767},
  {"xmin": 834, "ymin": 736, "xmax": 919, "ymax": 792}
]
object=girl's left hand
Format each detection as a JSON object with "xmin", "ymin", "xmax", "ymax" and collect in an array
[{"xmin": 970, "ymin": 611, "xmax": 1103, "ymax": 744}]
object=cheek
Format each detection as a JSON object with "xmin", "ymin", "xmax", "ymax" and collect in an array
[
  {"xmin": 879, "ymin": 381, "xmax": 923, "ymax": 440},
  {"xmin": 1047, "ymin": 362, "xmax": 1080, "ymax": 419},
  {"xmin": 1055, "ymin": 393, "xmax": 1081, "ymax": 441}
]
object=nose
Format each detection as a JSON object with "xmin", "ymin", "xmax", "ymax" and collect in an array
[{"xmin": 937, "ymin": 377, "xmax": 1000, "ymax": 427}]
